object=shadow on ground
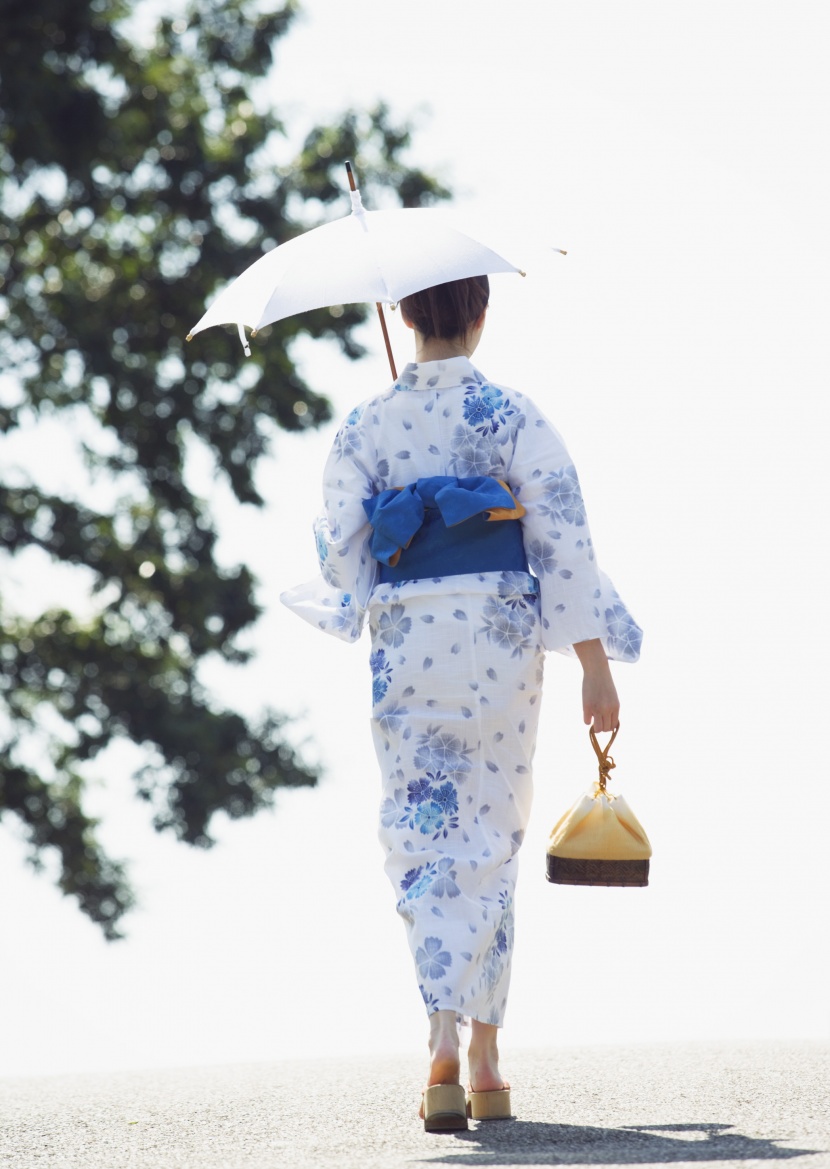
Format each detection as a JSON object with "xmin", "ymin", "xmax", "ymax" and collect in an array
[{"xmin": 415, "ymin": 1121, "xmax": 821, "ymax": 1165}]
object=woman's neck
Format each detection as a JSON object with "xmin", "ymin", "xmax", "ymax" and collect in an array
[{"xmin": 413, "ymin": 337, "xmax": 473, "ymax": 363}]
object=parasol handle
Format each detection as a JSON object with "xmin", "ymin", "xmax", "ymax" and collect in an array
[
  {"xmin": 376, "ymin": 304, "xmax": 397, "ymax": 380},
  {"xmin": 345, "ymin": 161, "xmax": 398, "ymax": 381}
]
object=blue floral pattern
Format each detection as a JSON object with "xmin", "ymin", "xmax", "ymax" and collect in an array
[
  {"xmin": 377, "ymin": 602, "xmax": 412, "ymax": 648},
  {"xmin": 393, "ymin": 770, "xmax": 460, "ymax": 839},
  {"xmin": 370, "ymin": 572, "xmax": 543, "ymax": 1025},
  {"xmin": 539, "ymin": 464, "xmax": 586, "ymax": 527},
  {"xmin": 479, "ymin": 595, "xmax": 537, "ymax": 658},
  {"xmin": 413, "ymin": 726, "xmax": 473, "ymax": 785},
  {"xmin": 461, "ymin": 383, "xmax": 517, "ymax": 435},
  {"xmin": 526, "ymin": 538, "xmax": 558, "ymax": 578},
  {"xmin": 370, "ymin": 649, "xmax": 393, "ymax": 706},
  {"xmin": 448, "ymin": 426, "xmax": 506, "ymax": 477},
  {"xmin": 605, "ymin": 602, "xmax": 643, "ymax": 661},
  {"xmin": 416, "ymin": 936, "xmax": 452, "ymax": 981},
  {"xmin": 281, "ymin": 354, "xmax": 642, "ymax": 1028}
]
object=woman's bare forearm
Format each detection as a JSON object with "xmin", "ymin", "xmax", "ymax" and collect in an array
[{"xmin": 573, "ymin": 638, "xmax": 620, "ymax": 732}]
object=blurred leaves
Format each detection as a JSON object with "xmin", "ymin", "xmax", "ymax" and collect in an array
[{"xmin": 0, "ymin": 0, "xmax": 449, "ymax": 938}]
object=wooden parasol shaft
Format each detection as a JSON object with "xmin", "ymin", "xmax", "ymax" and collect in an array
[
  {"xmin": 374, "ymin": 302, "xmax": 397, "ymax": 381},
  {"xmin": 345, "ymin": 161, "xmax": 398, "ymax": 381}
]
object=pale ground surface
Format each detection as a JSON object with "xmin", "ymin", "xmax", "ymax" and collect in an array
[{"xmin": 1, "ymin": 1043, "xmax": 828, "ymax": 1169}]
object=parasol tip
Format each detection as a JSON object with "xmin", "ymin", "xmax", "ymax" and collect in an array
[
  {"xmin": 237, "ymin": 322, "xmax": 252, "ymax": 357},
  {"xmin": 186, "ymin": 333, "xmax": 193, "ymax": 341},
  {"xmin": 344, "ymin": 160, "xmax": 356, "ymax": 192}
]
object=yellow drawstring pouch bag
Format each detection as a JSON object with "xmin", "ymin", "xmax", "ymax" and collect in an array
[{"xmin": 546, "ymin": 726, "xmax": 651, "ymax": 887}]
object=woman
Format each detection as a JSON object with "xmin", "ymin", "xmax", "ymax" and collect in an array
[{"xmin": 281, "ymin": 275, "xmax": 641, "ymax": 1131}]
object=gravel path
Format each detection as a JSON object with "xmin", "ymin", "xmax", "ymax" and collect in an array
[{"xmin": 2, "ymin": 1042, "xmax": 828, "ymax": 1168}]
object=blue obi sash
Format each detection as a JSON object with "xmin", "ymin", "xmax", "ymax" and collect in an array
[{"xmin": 362, "ymin": 475, "xmax": 529, "ymax": 584}]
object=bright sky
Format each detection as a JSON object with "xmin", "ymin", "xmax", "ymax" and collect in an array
[{"xmin": 2, "ymin": 0, "xmax": 828, "ymax": 1078}]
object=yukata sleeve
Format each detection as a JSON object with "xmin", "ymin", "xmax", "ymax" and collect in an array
[
  {"xmin": 507, "ymin": 395, "xmax": 642, "ymax": 662},
  {"xmin": 280, "ymin": 408, "xmax": 378, "ymax": 643}
]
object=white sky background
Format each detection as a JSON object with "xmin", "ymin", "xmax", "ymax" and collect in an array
[{"xmin": 1, "ymin": 0, "xmax": 828, "ymax": 1078}]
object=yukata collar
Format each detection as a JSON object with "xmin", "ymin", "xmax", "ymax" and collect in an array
[{"xmin": 394, "ymin": 356, "xmax": 485, "ymax": 393}]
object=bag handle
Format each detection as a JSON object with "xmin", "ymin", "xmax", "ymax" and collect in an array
[{"xmin": 589, "ymin": 725, "xmax": 618, "ymax": 793}]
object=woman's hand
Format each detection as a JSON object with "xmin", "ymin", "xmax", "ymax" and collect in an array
[{"xmin": 573, "ymin": 639, "xmax": 620, "ymax": 733}]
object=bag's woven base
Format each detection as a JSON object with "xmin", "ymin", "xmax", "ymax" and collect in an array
[{"xmin": 546, "ymin": 855, "xmax": 650, "ymax": 887}]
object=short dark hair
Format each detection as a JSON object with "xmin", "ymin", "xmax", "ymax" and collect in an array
[{"xmin": 399, "ymin": 275, "xmax": 489, "ymax": 341}]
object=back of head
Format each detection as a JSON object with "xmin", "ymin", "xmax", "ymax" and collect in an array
[{"xmin": 399, "ymin": 275, "xmax": 489, "ymax": 341}]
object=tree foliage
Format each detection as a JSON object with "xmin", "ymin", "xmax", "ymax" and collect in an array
[{"xmin": 0, "ymin": 0, "xmax": 448, "ymax": 937}]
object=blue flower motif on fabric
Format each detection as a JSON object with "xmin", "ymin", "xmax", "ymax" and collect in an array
[
  {"xmin": 480, "ymin": 596, "xmax": 536, "ymax": 658},
  {"xmin": 419, "ymin": 983, "xmax": 441, "ymax": 1012},
  {"xmin": 370, "ymin": 648, "xmax": 393, "ymax": 680},
  {"xmin": 414, "ymin": 726, "xmax": 474, "ymax": 785},
  {"xmin": 378, "ymin": 702, "xmax": 409, "ymax": 735},
  {"xmin": 326, "ymin": 599, "xmax": 358, "ymax": 636},
  {"xmin": 462, "ymin": 394, "xmax": 495, "ymax": 428},
  {"xmin": 479, "ymin": 894, "xmax": 515, "ymax": 1002},
  {"xmin": 526, "ymin": 539, "xmax": 558, "ymax": 577},
  {"xmin": 497, "ymin": 572, "xmax": 538, "ymax": 609},
  {"xmin": 448, "ymin": 426, "xmax": 504, "ymax": 477},
  {"xmin": 398, "ymin": 772, "xmax": 459, "ymax": 838},
  {"xmin": 605, "ymin": 603, "xmax": 643, "ymax": 660},
  {"xmin": 540, "ymin": 465, "xmax": 586, "ymax": 526},
  {"xmin": 399, "ymin": 858, "xmax": 460, "ymax": 903},
  {"xmin": 431, "ymin": 856, "xmax": 461, "ymax": 899},
  {"xmin": 415, "ymin": 801, "xmax": 445, "ymax": 836},
  {"xmin": 462, "ymin": 384, "xmax": 516, "ymax": 436},
  {"xmin": 407, "ymin": 777, "xmax": 434, "ymax": 806},
  {"xmin": 401, "ymin": 866, "xmax": 423, "ymax": 892},
  {"xmin": 313, "ymin": 518, "xmax": 341, "ymax": 586},
  {"xmin": 370, "ymin": 648, "xmax": 393, "ymax": 705},
  {"xmin": 480, "ymin": 950, "xmax": 504, "ymax": 1000},
  {"xmin": 396, "ymin": 367, "xmax": 420, "ymax": 390},
  {"xmin": 333, "ymin": 421, "xmax": 362, "ymax": 460},
  {"xmin": 377, "ymin": 602, "xmax": 412, "ymax": 648},
  {"xmin": 379, "ymin": 787, "xmax": 408, "ymax": 829},
  {"xmin": 431, "ymin": 781, "xmax": 459, "ymax": 817},
  {"xmin": 401, "ymin": 862, "xmax": 438, "ymax": 900},
  {"xmin": 416, "ymin": 936, "xmax": 452, "ymax": 980}
]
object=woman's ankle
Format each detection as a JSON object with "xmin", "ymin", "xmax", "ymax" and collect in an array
[
  {"xmin": 468, "ymin": 1020, "xmax": 499, "ymax": 1057},
  {"xmin": 429, "ymin": 1010, "xmax": 460, "ymax": 1051},
  {"xmin": 427, "ymin": 1010, "xmax": 461, "ymax": 1086}
]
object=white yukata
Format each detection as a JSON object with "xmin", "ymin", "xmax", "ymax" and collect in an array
[{"xmin": 281, "ymin": 356, "xmax": 641, "ymax": 1027}]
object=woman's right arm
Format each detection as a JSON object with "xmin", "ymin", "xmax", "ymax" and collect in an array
[{"xmin": 507, "ymin": 392, "xmax": 642, "ymax": 665}]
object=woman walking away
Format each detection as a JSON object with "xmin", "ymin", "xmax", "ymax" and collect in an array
[{"xmin": 281, "ymin": 275, "xmax": 642, "ymax": 1131}]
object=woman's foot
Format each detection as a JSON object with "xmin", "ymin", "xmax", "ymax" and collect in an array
[
  {"xmin": 419, "ymin": 1010, "xmax": 461, "ymax": 1118},
  {"xmin": 468, "ymin": 1019, "xmax": 508, "ymax": 1094},
  {"xmin": 426, "ymin": 1009, "xmax": 462, "ymax": 1086}
]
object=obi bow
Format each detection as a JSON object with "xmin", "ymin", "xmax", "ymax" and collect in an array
[{"xmin": 362, "ymin": 475, "xmax": 525, "ymax": 567}]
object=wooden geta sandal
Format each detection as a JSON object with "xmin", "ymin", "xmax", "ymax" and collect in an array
[
  {"xmin": 466, "ymin": 1086, "xmax": 513, "ymax": 1120},
  {"xmin": 422, "ymin": 1084, "xmax": 469, "ymax": 1132}
]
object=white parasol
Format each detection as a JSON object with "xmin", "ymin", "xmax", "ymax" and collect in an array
[{"xmin": 187, "ymin": 163, "xmax": 551, "ymax": 378}]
